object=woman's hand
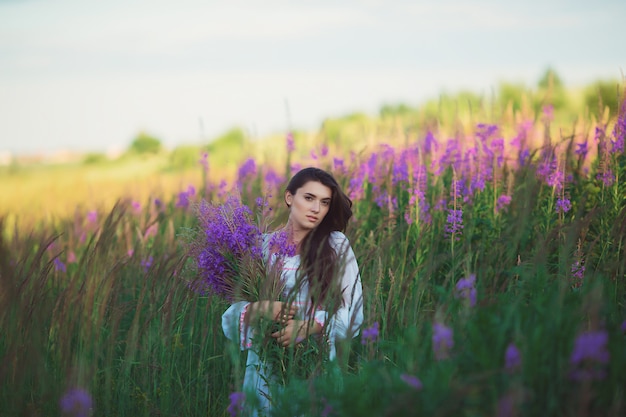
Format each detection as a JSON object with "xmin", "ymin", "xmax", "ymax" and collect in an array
[
  {"xmin": 246, "ymin": 301, "xmax": 297, "ymax": 324},
  {"xmin": 271, "ymin": 319, "xmax": 322, "ymax": 347}
]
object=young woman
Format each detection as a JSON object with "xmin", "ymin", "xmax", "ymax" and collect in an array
[{"xmin": 221, "ymin": 167, "xmax": 364, "ymax": 415}]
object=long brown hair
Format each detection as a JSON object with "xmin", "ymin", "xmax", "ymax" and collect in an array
[{"xmin": 285, "ymin": 167, "xmax": 353, "ymax": 309}]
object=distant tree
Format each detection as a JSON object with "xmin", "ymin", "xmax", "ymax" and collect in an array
[
  {"xmin": 128, "ymin": 132, "xmax": 162, "ymax": 155},
  {"xmin": 379, "ymin": 103, "xmax": 415, "ymax": 118},
  {"xmin": 205, "ymin": 127, "xmax": 247, "ymax": 154},
  {"xmin": 584, "ymin": 80, "xmax": 622, "ymax": 119},
  {"xmin": 538, "ymin": 67, "xmax": 564, "ymax": 90},
  {"xmin": 82, "ymin": 152, "xmax": 108, "ymax": 165},
  {"xmin": 169, "ymin": 145, "xmax": 202, "ymax": 170},
  {"xmin": 498, "ymin": 82, "xmax": 529, "ymax": 114}
]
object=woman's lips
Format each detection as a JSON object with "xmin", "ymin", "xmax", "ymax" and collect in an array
[{"xmin": 306, "ymin": 215, "xmax": 318, "ymax": 222}]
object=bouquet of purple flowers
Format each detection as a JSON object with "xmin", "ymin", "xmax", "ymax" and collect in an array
[
  {"xmin": 186, "ymin": 195, "xmax": 328, "ymax": 384},
  {"xmin": 188, "ymin": 195, "xmax": 285, "ymax": 303}
]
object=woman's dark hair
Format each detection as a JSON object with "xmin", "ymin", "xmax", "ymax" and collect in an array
[{"xmin": 285, "ymin": 167, "xmax": 353, "ymax": 309}]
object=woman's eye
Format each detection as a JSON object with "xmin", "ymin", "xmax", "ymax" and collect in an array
[
  {"xmin": 321, "ymin": 200, "xmax": 330, "ymax": 206},
  {"xmin": 305, "ymin": 196, "xmax": 312, "ymax": 201}
]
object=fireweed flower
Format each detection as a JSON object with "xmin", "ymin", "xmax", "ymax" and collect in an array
[
  {"xmin": 141, "ymin": 256, "xmax": 153, "ymax": 272},
  {"xmin": 423, "ymin": 130, "xmax": 439, "ymax": 154},
  {"xmin": 227, "ymin": 391, "xmax": 246, "ymax": 417},
  {"xmin": 59, "ymin": 387, "xmax": 92, "ymax": 417},
  {"xmin": 575, "ymin": 141, "xmax": 588, "ymax": 158},
  {"xmin": 263, "ymin": 168, "xmax": 284, "ymax": 191},
  {"xmin": 268, "ymin": 230, "xmax": 297, "ymax": 258},
  {"xmin": 596, "ymin": 169, "xmax": 615, "ymax": 187},
  {"xmin": 176, "ymin": 186, "xmax": 196, "ymax": 208},
  {"xmin": 286, "ymin": 132, "xmax": 295, "ymax": 153},
  {"xmin": 67, "ymin": 251, "xmax": 77, "ymax": 264},
  {"xmin": 454, "ymin": 274, "xmax": 477, "ymax": 307},
  {"xmin": 444, "ymin": 209, "xmax": 464, "ymax": 239},
  {"xmin": 400, "ymin": 374, "xmax": 423, "ymax": 390},
  {"xmin": 199, "ymin": 151, "xmax": 209, "ymax": 171},
  {"xmin": 542, "ymin": 104, "xmax": 554, "ymax": 122},
  {"xmin": 496, "ymin": 195, "xmax": 512, "ymax": 212},
  {"xmin": 361, "ymin": 322, "xmax": 379, "ymax": 345},
  {"xmin": 195, "ymin": 196, "xmax": 263, "ymax": 299},
  {"xmin": 505, "ymin": 343, "xmax": 522, "ymax": 372},
  {"xmin": 569, "ymin": 329, "xmax": 610, "ymax": 381},
  {"xmin": 432, "ymin": 322, "xmax": 454, "ymax": 360},
  {"xmin": 571, "ymin": 260, "xmax": 585, "ymax": 286},
  {"xmin": 86, "ymin": 210, "xmax": 98, "ymax": 224},
  {"xmin": 555, "ymin": 197, "xmax": 571, "ymax": 214},
  {"xmin": 54, "ymin": 257, "xmax": 67, "ymax": 273},
  {"xmin": 237, "ymin": 158, "xmax": 257, "ymax": 185}
]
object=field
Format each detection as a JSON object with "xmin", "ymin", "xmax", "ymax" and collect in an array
[{"xmin": 1, "ymin": 95, "xmax": 625, "ymax": 416}]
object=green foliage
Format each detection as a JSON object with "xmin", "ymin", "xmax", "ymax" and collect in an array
[
  {"xmin": 128, "ymin": 131, "xmax": 163, "ymax": 155},
  {"xmin": 168, "ymin": 144, "xmax": 202, "ymax": 171},
  {"xmin": 2, "ymin": 84, "xmax": 626, "ymax": 416},
  {"xmin": 82, "ymin": 152, "xmax": 109, "ymax": 165},
  {"xmin": 584, "ymin": 80, "xmax": 622, "ymax": 119}
]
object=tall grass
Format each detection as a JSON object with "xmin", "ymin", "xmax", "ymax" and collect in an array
[{"xmin": 1, "ymin": 98, "xmax": 625, "ymax": 416}]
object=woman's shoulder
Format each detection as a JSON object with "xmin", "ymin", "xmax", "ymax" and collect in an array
[{"xmin": 329, "ymin": 231, "xmax": 351, "ymax": 249}]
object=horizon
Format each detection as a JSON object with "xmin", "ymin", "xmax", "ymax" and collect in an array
[{"xmin": 1, "ymin": 0, "xmax": 624, "ymax": 156}]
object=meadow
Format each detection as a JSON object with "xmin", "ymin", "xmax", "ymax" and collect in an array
[{"xmin": 1, "ymin": 88, "xmax": 625, "ymax": 416}]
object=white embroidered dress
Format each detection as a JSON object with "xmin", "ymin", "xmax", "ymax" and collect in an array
[{"xmin": 221, "ymin": 231, "xmax": 364, "ymax": 415}]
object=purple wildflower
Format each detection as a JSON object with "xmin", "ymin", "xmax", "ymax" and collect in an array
[
  {"xmin": 432, "ymin": 322, "xmax": 454, "ymax": 360},
  {"xmin": 542, "ymin": 104, "xmax": 554, "ymax": 122},
  {"xmin": 154, "ymin": 198, "xmax": 163, "ymax": 209},
  {"xmin": 131, "ymin": 200, "xmax": 142, "ymax": 214},
  {"xmin": 400, "ymin": 374, "xmax": 423, "ymax": 390},
  {"xmin": 321, "ymin": 144, "xmax": 329, "ymax": 157},
  {"xmin": 444, "ymin": 209, "xmax": 463, "ymax": 239},
  {"xmin": 195, "ymin": 196, "xmax": 263, "ymax": 299},
  {"xmin": 286, "ymin": 132, "xmax": 295, "ymax": 153},
  {"xmin": 141, "ymin": 256, "xmax": 153, "ymax": 272},
  {"xmin": 227, "ymin": 391, "xmax": 246, "ymax": 417},
  {"xmin": 571, "ymin": 260, "xmax": 585, "ymax": 286},
  {"xmin": 237, "ymin": 158, "xmax": 257, "ymax": 184},
  {"xmin": 310, "ymin": 149, "xmax": 318, "ymax": 160},
  {"xmin": 54, "ymin": 257, "xmax": 67, "ymax": 273},
  {"xmin": 361, "ymin": 322, "xmax": 379, "ymax": 345},
  {"xmin": 504, "ymin": 343, "xmax": 521, "ymax": 372},
  {"xmin": 575, "ymin": 141, "xmax": 588, "ymax": 158},
  {"xmin": 454, "ymin": 274, "xmax": 476, "ymax": 307},
  {"xmin": 67, "ymin": 251, "xmax": 77, "ymax": 264},
  {"xmin": 496, "ymin": 195, "xmax": 512, "ymax": 212},
  {"xmin": 59, "ymin": 387, "xmax": 92, "ymax": 417},
  {"xmin": 333, "ymin": 157, "xmax": 345, "ymax": 173},
  {"xmin": 611, "ymin": 99, "xmax": 625, "ymax": 153},
  {"xmin": 86, "ymin": 211, "xmax": 98, "ymax": 224},
  {"xmin": 555, "ymin": 197, "xmax": 571, "ymax": 214},
  {"xmin": 268, "ymin": 230, "xmax": 297, "ymax": 258},
  {"xmin": 621, "ymin": 320, "xmax": 626, "ymax": 333},
  {"xmin": 596, "ymin": 169, "xmax": 615, "ymax": 187},
  {"xmin": 569, "ymin": 330, "xmax": 610, "ymax": 381},
  {"xmin": 176, "ymin": 186, "xmax": 196, "ymax": 208},
  {"xmin": 264, "ymin": 168, "xmax": 284, "ymax": 191},
  {"xmin": 199, "ymin": 151, "xmax": 209, "ymax": 171},
  {"xmin": 424, "ymin": 131, "xmax": 439, "ymax": 154}
]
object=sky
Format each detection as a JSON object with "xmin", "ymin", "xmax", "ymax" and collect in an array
[{"xmin": 0, "ymin": 0, "xmax": 624, "ymax": 155}]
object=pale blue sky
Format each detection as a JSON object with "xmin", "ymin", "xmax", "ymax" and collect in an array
[{"xmin": 0, "ymin": 0, "xmax": 624, "ymax": 155}]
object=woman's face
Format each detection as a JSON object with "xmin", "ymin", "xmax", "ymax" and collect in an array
[{"xmin": 285, "ymin": 180, "xmax": 332, "ymax": 233}]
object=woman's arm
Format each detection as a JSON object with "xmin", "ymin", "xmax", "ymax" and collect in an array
[{"xmin": 222, "ymin": 301, "xmax": 297, "ymax": 350}]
